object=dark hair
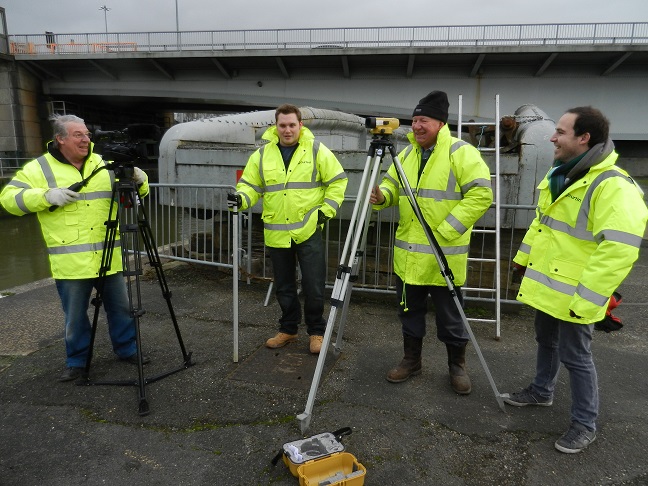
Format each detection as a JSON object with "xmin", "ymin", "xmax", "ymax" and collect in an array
[
  {"xmin": 565, "ymin": 106, "xmax": 610, "ymax": 147},
  {"xmin": 275, "ymin": 104, "xmax": 302, "ymax": 122}
]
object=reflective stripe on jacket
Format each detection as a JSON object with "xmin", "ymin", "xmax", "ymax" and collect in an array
[
  {"xmin": 235, "ymin": 125, "xmax": 347, "ymax": 248},
  {"xmin": 0, "ymin": 147, "xmax": 149, "ymax": 279},
  {"xmin": 513, "ymin": 150, "xmax": 648, "ymax": 323},
  {"xmin": 374, "ymin": 125, "xmax": 493, "ymax": 286}
]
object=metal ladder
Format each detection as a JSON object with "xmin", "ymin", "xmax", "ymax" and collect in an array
[{"xmin": 457, "ymin": 94, "xmax": 502, "ymax": 338}]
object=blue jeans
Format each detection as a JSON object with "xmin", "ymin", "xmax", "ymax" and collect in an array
[
  {"xmin": 55, "ymin": 273, "xmax": 137, "ymax": 368},
  {"xmin": 395, "ymin": 276, "xmax": 468, "ymax": 345},
  {"xmin": 267, "ymin": 229, "xmax": 326, "ymax": 336},
  {"xmin": 530, "ymin": 310, "xmax": 598, "ymax": 431}
]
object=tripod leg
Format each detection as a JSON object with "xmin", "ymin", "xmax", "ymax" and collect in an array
[
  {"xmin": 119, "ymin": 192, "xmax": 150, "ymax": 416},
  {"xmin": 297, "ymin": 146, "xmax": 385, "ymax": 433},
  {"xmin": 387, "ymin": 145, "xmax": 506, "ymax": 412},
  {"xmin": 80, "ymin": 180, "xmax": 193, "ymax": 415},
  {"xmin": 333, "ymin": 197, "xmax": 375, "ymax": 353},
  {"xmin": 83, "ymin": 183, "xmax": 121, "ymax": 378},
  {"xmin": 136, "ymin": 196, "xmax": 193, "ymax": 366}
]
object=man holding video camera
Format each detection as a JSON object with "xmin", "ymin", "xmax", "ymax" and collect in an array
[
  {"xmin": 0, "ymin": 114, "xmax": 150, "ymax": 382},
  {"xmin": 369, "ymin": 90, "xmax": 492, "ymax": 394}
]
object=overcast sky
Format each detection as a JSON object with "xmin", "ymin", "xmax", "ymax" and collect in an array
[{"xmin": 3, "ymin": 0, "xmax": 648, "ymax": 35}]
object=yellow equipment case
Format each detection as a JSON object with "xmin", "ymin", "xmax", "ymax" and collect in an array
[{"xmin": 272, "ymin": 427, "xmax": 366, "ymax": 485}]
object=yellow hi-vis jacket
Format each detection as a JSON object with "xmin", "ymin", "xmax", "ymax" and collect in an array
[
  {"xmin": 0, "ymin": 144, "xmax": 149, "ymax": 279},
  {"xmin": 373, "ymin": 125, "xmax": 493, "ymax": 286},
  {"xmin": 513, "ymin": 150, "xmax": 648, "ymax": 323},
  {"xmin": 235, "ymin": 125, "xmax": 348, "ymax": 248}
]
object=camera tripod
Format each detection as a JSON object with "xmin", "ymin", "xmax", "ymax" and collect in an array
[
  {"xmin": 297, "ymin": 132, "xmax": 504, "ymax": 433},
  {"xmin": 79, "ymin": 170, "xmax": 193, "ymax": 416}
]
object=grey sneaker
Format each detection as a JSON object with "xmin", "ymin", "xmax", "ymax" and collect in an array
[
  {"xmin": 501, "ymin": 386, "xmax": 553, "ymax": 407},
  {"xmin": 555, "ymin": 422, "xmax": 596, "ymax": 453}
]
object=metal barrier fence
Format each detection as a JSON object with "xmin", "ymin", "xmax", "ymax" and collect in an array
[
  {"xmin": 0, "ymin": 158, "xmax": 30, "ymax": 178},
  {"xmin": 143, "ymin": 184, "xmax": 537, "ymax": 341},
  {"xmin": 9, "ymin": 22, "xmax": 648, "ymax": 55}
]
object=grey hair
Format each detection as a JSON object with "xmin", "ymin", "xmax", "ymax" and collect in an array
[{"xmin": 50, "ymin": 114, "xmax": 86, "ymax": 148}]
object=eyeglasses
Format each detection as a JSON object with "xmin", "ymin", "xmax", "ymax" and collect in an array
[{"xmin": 70, "ymin": 132, "xmax": 92, "ymax": 140}]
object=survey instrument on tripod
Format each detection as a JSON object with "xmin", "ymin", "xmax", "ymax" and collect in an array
[
  {"xmin": 297, "ymin": 127, "xmax": 400, "ymax": 433},
  {"xmin": 297, "ymin": 119, "xmax": 505, "ymax": 433}
]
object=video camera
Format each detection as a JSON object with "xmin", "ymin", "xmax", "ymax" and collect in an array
[
  {"xmin": 365, "ymin": 117, "xmax": 400, "ymax": 135},
  {"xmin": 94, "ymin": 124, "xmax": 161, "ymax": 178}
]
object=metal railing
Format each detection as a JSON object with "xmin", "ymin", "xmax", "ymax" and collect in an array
[
  {"xmin": 8, "ymin": 22, "xmax": 648, "ymax": 56},
  {"xmin": 143, "ymin": 183, "xmax": 537, "ymax": 341},
  {"xmin": 0, "ymin": 158, "xmax": 30, "ymax": 178}
]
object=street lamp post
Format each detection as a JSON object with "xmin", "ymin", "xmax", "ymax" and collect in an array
[
  {"xmin": 99, "ymin": 5, "xmax": 110, "ymax": 37},
  {"xmin": 175, "ymin": 0, "xmax": 179, "ymax": 32},
  {"xmin": 175, "ymin": 0, "xmax": 180, "ymax": 50}
]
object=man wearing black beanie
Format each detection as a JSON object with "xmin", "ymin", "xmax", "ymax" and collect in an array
[{"xmin": 370, "ymin": 90, "xmax": 492, "ymax": 395}]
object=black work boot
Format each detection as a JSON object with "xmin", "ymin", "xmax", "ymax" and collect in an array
[
  {"xmin": 386, "ymin": 335, "xmax": 423, "ymax": 383},
  {"xmin": 446, "ymin": 343, "xmax": 472, "ymax": 395}
]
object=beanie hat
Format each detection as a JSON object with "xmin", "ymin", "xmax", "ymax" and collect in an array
[{"xmin": 412, "ymin": 90, "xmax": 449, "ymax": 122}]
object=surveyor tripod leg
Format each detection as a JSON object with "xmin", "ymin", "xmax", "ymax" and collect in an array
[
  {"xmin": 298, "ymin": 143, "xmax": 386, "ymax": 433},
  {"xmin": 387, "ymin": 145, "xmax": 505, "ymax": 412},
  {"xmin": 333, "ymin": 198, "xmax": 375, "ymax": 353}
]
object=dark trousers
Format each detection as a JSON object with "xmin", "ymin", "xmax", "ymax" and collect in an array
[
  {"xmin": 267, "ymin": 230, "xmax": 326, "ymax": 336},
  {"xmin": 395, "ymin": 276, "xmax": 467, "ymax": 345},
  {"xmin": 531, "ymin": 310, "xmax": 598, "ymax": 431}
]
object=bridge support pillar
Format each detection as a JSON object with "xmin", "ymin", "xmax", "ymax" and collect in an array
[{"xmin": 0, "ymin": 60, "xmax": 44, "ymax": 163}]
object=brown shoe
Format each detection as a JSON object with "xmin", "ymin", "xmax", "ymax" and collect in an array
[
  {"xmin": 447, "ymin": 344, "xmax": 472, "ymax": 395},
  {"xmin": 265, "ymin": 332, "xmax": 298, "ymax": 349},
  {"xmin": 309, "ymin": 335, "xmax": 324, "ymax": 354},
  {"xmin": 386, "ymin": 335, "xmax": 423, "ymax": 383}
]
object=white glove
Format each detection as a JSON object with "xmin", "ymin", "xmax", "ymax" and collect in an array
[
  {"xmin": 133, "ymin": 167, "xmax": 146, "ymax": 185},
  {"xmin": 45, "ymin": 188, "xmax": 80, "ymax": 207}
]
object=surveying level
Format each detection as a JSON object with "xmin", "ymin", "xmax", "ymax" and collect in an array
[
  {"xmin": 297, "ymin": 120, "xmax": 505, "ymax": 433},
  {"xmin": 365, "ymin": 117, "xmax": 400, "ymax": 135}
]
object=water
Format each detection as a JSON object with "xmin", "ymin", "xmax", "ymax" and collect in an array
[
  {"xmin": 0, "ymin": 194, "xmax": 175, "ymax": 292},
  {"xmin": 1, "ymin": 213, "xmax": 51, "ymax": 291}
]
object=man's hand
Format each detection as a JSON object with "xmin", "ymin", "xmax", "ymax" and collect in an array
[
  {"xmin": 511, "ymin": 262, "xmax": 526, "ymax": 284},
  {"xmin": 369, "ymin": 185, "xmax": 385, "ymax": 205},
  {"xmin": 132, "ymin": 167, "xmax": 146, "ymax": 185},
  {"xmin": 45, "ymin": 188, "xmax": 80, "ymax": 207},
  {"xmin": 227, "ymin": 192, "xmax": 242, "ymax": 210},
  {"xmin": 317, "ymin": 210, "xmax": 330, "ymax": 225}
]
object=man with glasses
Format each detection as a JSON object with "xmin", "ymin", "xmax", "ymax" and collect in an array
[{"xmin": 0, "ymin": 114, "xmax": 150, "ymax": 382}]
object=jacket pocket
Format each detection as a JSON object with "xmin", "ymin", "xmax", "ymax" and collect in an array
[
  {"xmin": 549, "ymin": 257, "xmax": 584, "ymax": 283},
  {"xmin": 263, "ymin": 167, "xmax": 280, "ymax": 184},
  {"xmin": 49, "ymin": 228, "xmax": 80, "ymax": 245}
]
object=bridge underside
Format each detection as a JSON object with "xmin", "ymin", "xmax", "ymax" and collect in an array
[{"xmin": 5, "ymin": 45, "xmax": 648, "ymax": 160}]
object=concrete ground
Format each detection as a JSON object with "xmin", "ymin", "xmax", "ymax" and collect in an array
[{"xmin": 0, "ymin": 248, "xmax": 647, "ymax": 485}]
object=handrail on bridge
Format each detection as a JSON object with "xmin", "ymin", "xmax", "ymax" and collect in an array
[{"xmin": 8, "ymin": 22, "xmax": 648, "ymax": 56}]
